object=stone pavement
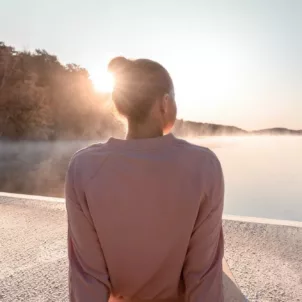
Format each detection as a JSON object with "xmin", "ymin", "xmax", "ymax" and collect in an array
[{"xmin": 1, "ymin": 194, "xmax": 301, "ymax": 301}]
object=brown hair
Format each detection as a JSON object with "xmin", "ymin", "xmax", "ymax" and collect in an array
[{"xmin": 108, "ymin": 57, "xmax": 174, "ymax": 123}]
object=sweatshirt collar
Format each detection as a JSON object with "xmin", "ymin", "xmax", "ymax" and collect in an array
[{"xmin": 107, "ymin": 133, "xmax": 175, "ymax": 150}]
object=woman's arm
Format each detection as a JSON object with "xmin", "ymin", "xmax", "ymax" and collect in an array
[
  {"xmin": 183, "ymin": 153, "xmax": 224, "ymax": 302},
  {"xmin": 65, "ymin": 157, "xmax": 110, "ymax": 302}
]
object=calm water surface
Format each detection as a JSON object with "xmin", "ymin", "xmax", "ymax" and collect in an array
[
  {"xmin": 1, "ymin": 136, "xmax": 301, "ymax": 222},
  {"xmin": 193, "ymin": 136, "xmax": 302, "ymax": 221}
]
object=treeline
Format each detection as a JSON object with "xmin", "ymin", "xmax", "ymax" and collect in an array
[
  {"xmin": 0, "ymin": 42, "xmax": 123, "ymax": 140},
  {"xmin": 173, "ymin": 120, "xmax": 247, "ymax": 137}
]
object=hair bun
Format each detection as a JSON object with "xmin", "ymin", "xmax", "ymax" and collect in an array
[{"xmin": 108, "ymin": 56, "xmax": 132, "ymax": 74}]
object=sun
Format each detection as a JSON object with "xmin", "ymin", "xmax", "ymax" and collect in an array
[{"xmin": 91, "ymin": 71, "xmax": 115, "ymax": 93}]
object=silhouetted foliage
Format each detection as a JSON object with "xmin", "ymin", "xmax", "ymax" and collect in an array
[{"xmin": 0, "ymin": 42, "xmax": 123, "ymax": 140}]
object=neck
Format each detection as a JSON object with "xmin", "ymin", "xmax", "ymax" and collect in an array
[{"xmin": 126, "ymin": 120, "xmax": 163, "ymax": 140}]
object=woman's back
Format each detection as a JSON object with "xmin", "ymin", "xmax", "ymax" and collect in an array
[{"xmin": 66, "ymin": 134, "xmax": 224, "ymax": 302}]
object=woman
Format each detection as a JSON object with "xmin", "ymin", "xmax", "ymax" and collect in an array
[{"xmin": 65, "ymin": 57, "xmax": 224, "ymax": 302}]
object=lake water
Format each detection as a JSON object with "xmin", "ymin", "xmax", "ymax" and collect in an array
[
  {"xmin": 195, "ymin": 136, "xmax": 302, "ymax": 222},
  {"xmin": 1, "ymin": 136, "xmax": 301, "ymax": 221}
]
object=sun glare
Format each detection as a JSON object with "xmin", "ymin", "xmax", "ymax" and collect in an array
[{"xmin": 91, "ymin": 71, "xmax": 115, "ymax": 93}]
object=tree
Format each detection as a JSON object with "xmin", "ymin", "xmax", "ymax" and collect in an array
[{"xmin": 0, "ymin": 42, "xmax": 123, "ymax": 140}]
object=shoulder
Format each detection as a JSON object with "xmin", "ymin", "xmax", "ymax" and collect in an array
[
  {"xmin": 67, "ymin": 142, "xmax": 109, "ymax": 186},
  {"xmin": 69, "ymin": 142, "xmax": 104, "ymax": 165},
  {"xmin": 172, "ymin": 136, "xmax": 223, "ymax": 184},
  {"xmin": 172, "ymin": 137, "xmax": 223, "ymax": 197},
  {"xmin": 172, "ymin": 136, "xmax": 221, "ymax": 165}
]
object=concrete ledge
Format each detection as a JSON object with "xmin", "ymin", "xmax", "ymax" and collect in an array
[
  {"xmin": 1, "ymin": 193, "xmax": 302, "ymax": 301},
  {"xmin": 223, "ymin": 214, "xmax": 302, "ymax": 228},
  {"xmin": 0, "ymin": 192, "xmax": 64, "ymax": 203}
]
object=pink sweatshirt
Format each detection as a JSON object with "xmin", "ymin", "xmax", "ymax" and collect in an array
[{"xmin": 65, "ymin": 133, "xmax": 224, "ymax": 302}]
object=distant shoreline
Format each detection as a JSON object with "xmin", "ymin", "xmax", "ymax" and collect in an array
[
  {"xmin": 1, "ymin": 134, "xmax": 302, "ymax": 144},
  {"xmin": 1, "ymin": 122, "xmax": 301, "ymax": 142},
  {"xmin": 172, "ymin": 120, "xmax": 302, "ymax": 137}
]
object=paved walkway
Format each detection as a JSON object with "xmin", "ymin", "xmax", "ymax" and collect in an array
[{"xmin": 1, "ymin": 194, "xmax": 301, "ymax": 301}]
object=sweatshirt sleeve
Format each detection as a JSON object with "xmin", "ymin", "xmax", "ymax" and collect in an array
[
  {"xmin": 65, "ymin": 157, "xmax": 110, "ymax": 302},
  {"xmin": 183, "ymin": 152, "xmax": 224, "ymax": 302}
]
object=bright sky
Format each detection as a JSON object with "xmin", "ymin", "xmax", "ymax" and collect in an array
[{"xmin": 1, "ymin": 0, "xmax": 301, "ymax": 130}]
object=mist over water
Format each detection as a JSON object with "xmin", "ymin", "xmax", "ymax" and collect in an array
[
  {"xmin": 0, "ymin": 136, "xmax": 301, "ymax": 221},
  {"xmin": 0, "ymin": 140, "xmax": 93, "ymax": 197}
]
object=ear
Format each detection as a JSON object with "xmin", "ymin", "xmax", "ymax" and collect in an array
[{"xmin": 160, "ymin": 93, "xmax": 170, "ymax": 114}]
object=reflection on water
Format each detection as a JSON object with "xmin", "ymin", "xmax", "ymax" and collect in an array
[
  {"xmin": 0, "ymin": 136, "xmax": 301, "ymax": 222},
  {"xmin": 196, "ymin": 136, "xmax": 302, "ymax": 222}
]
